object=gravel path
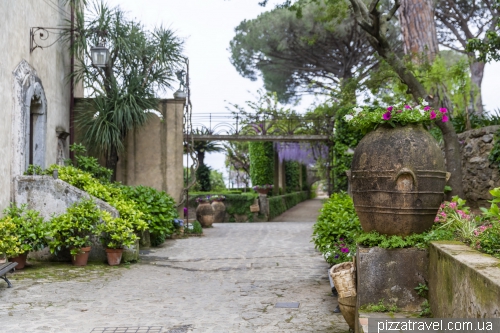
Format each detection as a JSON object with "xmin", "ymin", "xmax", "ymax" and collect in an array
[{"xmin": 0, "ymin": 201, "xmax": 347, "ymax": 333}]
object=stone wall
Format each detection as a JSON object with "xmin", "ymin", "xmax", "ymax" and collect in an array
[
  {"xmin": 458, "ymin": 125, "xmax": 500, "ymax": 208},
  {"xmin": 429, "ymin": 241, "xmax": 500, "ymax": 318}
]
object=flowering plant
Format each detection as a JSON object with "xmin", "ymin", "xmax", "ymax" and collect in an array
[
  {"xmin": 323, "ymin": 238, "xmax": 356, "ymax": 265},
  {"xmin": 434, "ymin": 196, "xmax": 471, "ymax": 223},
  {"xmin": 253, "ymin": 184, "xmax": 273, "ymax": 191},
  {"xmin": 210, "ymin": 195, "xmax": 226, "ymax": 202},
  {"xmin": 195, "ymin": 196, "xmax": 212, "ymax": 204},
  {"xmin": 344, "ymin": 101, "xmax": 449, "ymax": 133}
]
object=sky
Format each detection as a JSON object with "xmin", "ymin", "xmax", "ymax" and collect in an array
[{"xmin": 106, "ymin": 0, "xmax": 500, "ymax": 186}]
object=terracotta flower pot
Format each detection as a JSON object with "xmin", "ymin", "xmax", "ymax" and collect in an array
[
  {"xmin": 9, "ymin": 253, "xmax": 28, "ymax": 270},
  {"xmin": 350, "ymin": 124, "xmax": 447, "ymax": 236},
  {"xmin": 71, "ymin": 247, "xmax": 91, "ymax": 266},
  {"xmin": 105, "ymin": 248, "xmax": 124, "ymax": 266},
  {"xmin": 256, "ymin": 188, "xmax": 270, "ymax": 195},
  {"xmin": 196, "ymin": 202, "xmax": 214, "ymax": 228},
  {"xmin": 211, "ymin": 200, "xmax": 226, "ymax": 223}
]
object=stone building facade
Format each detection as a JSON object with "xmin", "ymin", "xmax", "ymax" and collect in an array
[{"xmin": 0, "ymin": 1, "xmax": 77, "ymax": 211}]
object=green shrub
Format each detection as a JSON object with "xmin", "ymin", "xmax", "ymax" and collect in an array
[
  {"xmin": 121, "ymin": 185, "xmax": 178, "ymax": 245},
  {"xmin": 68, "ymin": 143, "xmax": 112, "ymax": 182},
  {"xmin": 48, "ymin": 199, "xmax": 101, "ymax": 256},
  {"xmin": 312, "ymin": 192, "xmax": 361, "ymax": 265},
  {"xmin": 3, "ymin": 204, "xmax": 48, "ymax": 255},
  {"xmin": 185, "ymin": 220, "xmax": 203, "ymax": 235},
  {"xmin": 0, "ymin": 217, "xmax": 21, "ymax": 258},
  {"xmin": 196, "ymin": 164, "xmax": 212, "ymax": 192},
  {"xmin": 97, "ymin": 212, "xmax": 138, "ymax": 249},
  {"xmin": 249, "ymin": 141, "xmax": 274, "ymax": 186},
  {"xmin": 285, "ymin": 161, "xmax": 300, "ymax": 193},
  {"xmin": 355, "ymin": 227, "xmax": 455, "ymax": 249}
]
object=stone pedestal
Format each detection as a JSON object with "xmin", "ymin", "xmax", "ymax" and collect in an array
[
  {"xmin": 258, "ymin": 194, "xmax": 269, "ymax": 218},
  {"xmin": 356, "ymin": 246, "xmax": 428, "ymax": 312}
]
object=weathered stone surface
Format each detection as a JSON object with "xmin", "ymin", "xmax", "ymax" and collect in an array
[
  {"xmin": 428, "ymin": 241, "xmax": 500, "ymax": 318},
  {"xmin": 356, "ymin": 246, "xmax": 428, "ymax": 312},
  {"xmin": 457, "ymin": 126, "xmax": 500, "ymax": 208}
]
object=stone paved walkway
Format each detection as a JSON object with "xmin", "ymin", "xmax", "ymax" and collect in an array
[{"xmin": 0, "ymin": 200, "xmax": 347, "ymax": 333}]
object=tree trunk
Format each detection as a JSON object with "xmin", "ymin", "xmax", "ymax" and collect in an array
[
  {"xmin": 198, "ymin": 151, "xmax": 205, "ymax": 168},
  {"xmin": 470, "ymin": 60, "xmax": 485, "ymax": 114},
  {"xmin": 398, "ymin": 0, "xmax": 439, "ymax": 62},
  {"xmin": 106, "ymin": 145, "xmax": 119, "ymax": 182}
]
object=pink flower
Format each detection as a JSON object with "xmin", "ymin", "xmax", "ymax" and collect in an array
[
  {"xmin": 424, "ymin": 106, "xmax": 431, "ymax": 111},
  {"xmin": 404, "ymin": 105, "xmax": 412, "ymax": 109},
  {"xmin": 449, "ymin": 202, "xmax": 457, "ymax": 209},
  {"xmin": 383, "ymin": 111, "xmax": 392, "ymax": 120},
  {"xmin": 440, "ymin": 212, "xmax": 447, "ymax": 217},
  {"xmin": 387, "ymin": 106, "xmax": 393, "ymax": 112},
  {"xmin": 341, "ymin": 247, "xmax": 349, "ymax": 253},
  {"xmin": 442, "ymin": 114, "xmax": 449, "ymax": 122},
  {"xmin": 439, "ymin": 108, "xmax": 447, "ymax": 113},
  {"xmin": 430, "ymin": 110, "xmax": 437, "ymax": 119}
]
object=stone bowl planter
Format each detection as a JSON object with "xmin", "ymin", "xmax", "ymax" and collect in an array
[{"xmin": 211, "ymin": 201, "xmax": 226, "ymax": 223}]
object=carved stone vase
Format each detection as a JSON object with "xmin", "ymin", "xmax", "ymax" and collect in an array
[
  {"xmin": 211, "ymin": 200, "xmax": 226, "ymax": 223},
  {"xmin": 350, "ymin": 124, "xmax": 447, "ymax": 236},
  {"xmin": 196, "ymin": 202, "xmax": 214, "ymax": 228}
]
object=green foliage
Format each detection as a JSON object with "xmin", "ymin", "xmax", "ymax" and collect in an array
[
  {"xmin": 285, "ymin": 161, "xmax": 300, "ymax": 193},
  {"xmin": 48, "ymin": 199, "xmax": 101, "ymax": 256},
  {"xmin": 210, "ymin": 169, "xmax": 227, "ymax": 191},
  {"xmin": 24, "ymin": 164, "xmax": 44, "ymax": 175},
  {"xmin": 475, "ymin": 222, "xmax": 500, "ymax": 259},
  {"xmin": 268, "ymin": 191, "xmax": 310, "ymax": 220},
  {"xmin": 361, "ymin": 300, "xmax": 399, "ymax": 313},
  {"xmin": 0, "ymin": 216, "xmax": 21, "ymax": 258},
  {"xmin": 225, "ymin": 193, "xmax": 259, "ymax": 216},
  {"xmin": 71, "ymin": 1, "xmax": 184, "ymax": 173},
  {"xmin": 419, "ymin": 300, "xmax": 432, "ymax": 317},
  {"xmin": 249, "ymin": 141, "xmax": 274, "ymax": 186},
  {"xmin": 356, "ymin": 226, "xmax": 456, "ymax": 249},
  {"xmin": 3, "ymin": 204, "xmax": 48, "ymax": 255},
  {"xmin": 47, "ymin": 165, "xmax": 148, "ymax": 233},
  {"xmin": 120, "ymin": 185, "xmax": 179, "ymax": 246},
  {"xmin": 185, "ymin": 221, "xmax": 203, "ymax": 235},
  {"xmin": 68, "ymin": 144, "xmax": 113, "ymax": 182},
  {"xmin": 97, "ymin": 211, "xmax": 138, "ymax": 249},
  {"xmin": 196, "ymin": 164, "xmax": 212, "ymax": 192},
  {"xmin": 312, "ymin": 192, "xmax": 361, "ymax": 264},
  {"xmin": 415, "ymin": 283, "xmax": 429, "ymax": 298}
]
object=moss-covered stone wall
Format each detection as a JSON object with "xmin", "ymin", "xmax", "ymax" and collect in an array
[{"xmin": 429, "ymin": 241, "xmax": 500, "ymax": 318}]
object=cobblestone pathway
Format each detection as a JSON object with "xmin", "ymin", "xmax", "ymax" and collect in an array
[{"xmin": 0, "ymin": 200, "xmax": 348, "ymax": 333}]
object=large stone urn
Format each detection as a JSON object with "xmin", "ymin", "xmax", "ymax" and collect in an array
[
  {"xmin": 196, "ymin": 202, "xmax": 214, "ymax": 228},
  {"xmin": 211, "ymin": 200, "xmax": 226, "ymax": 223},
  {"xmin": 350, "ymin": 124, "xmax": 447, "ymax": 236}
]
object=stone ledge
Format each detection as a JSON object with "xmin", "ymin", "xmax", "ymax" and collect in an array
[
  {"xmin": 429, "ymin": 241, "xmax": 500, "ymax": 318},
  {"xmin": 358, "ymin": 311, "xmax": 419, "ymax": 333}
]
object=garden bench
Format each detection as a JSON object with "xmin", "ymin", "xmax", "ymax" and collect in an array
[{"xmin": 0, "ymin": 262, "xmax": 18, "ymax": 288}]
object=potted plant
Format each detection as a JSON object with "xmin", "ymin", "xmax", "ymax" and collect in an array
[
  {"xmin": 210, "ymin": 195, "xmax": 226, "ymax": 223},
  {"xmin": 97, "ymin": 212, "xmax": 138, "ymax": 266},
  {"xmin": 0, "ymin": 216, "xmax": 21, "ymax": 264},
  {"xmin": 195, "ymin": 196, "xmax": 214, "ymax": 228},
  {"xmin": 48, "ymin": 199, "xmax": 101, "ymax": 266},
  {"xmin": 253, "ymin": 184, "xmax": 273, "ymax": 196},
  {"xmin": 345, "ymin": 102, "xmax": 448, "ymax": 236},
  {"xmin": 4, "ymin": 204, "xmax": 48, "ymax": 269}
]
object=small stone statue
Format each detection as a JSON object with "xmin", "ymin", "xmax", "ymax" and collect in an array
[{"xmin": 175, "ymin": 69, "xmax": 186, "ymax": 90}]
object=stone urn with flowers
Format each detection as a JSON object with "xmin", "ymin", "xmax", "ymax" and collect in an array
[
  {"xmin": 253, "ymin": 184, "xmax": 273, "ymax": 196},
  {"xmin": 196, "ymin": 196, "xmax": 214, "ymax": 228},
  {"xmin": 345, "ymin": 102, "xmax": 449, "ymax": 236}
]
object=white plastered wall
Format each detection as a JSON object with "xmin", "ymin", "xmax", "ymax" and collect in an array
[{"xmin": 0, "ymin": 0, "xmax": 73, "ymax": 211}]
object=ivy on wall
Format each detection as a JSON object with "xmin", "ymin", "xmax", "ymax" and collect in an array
[
  {"xmin": 332, "ymin": 107, "xmax": 364, "ymax": 192},
  {"xmin": 285, "ymin": 160, "xmax": 300, "ymax": 193},
  {"xmin": 249, "ymin": 141, "xmax": 274, "ymax": 186}
]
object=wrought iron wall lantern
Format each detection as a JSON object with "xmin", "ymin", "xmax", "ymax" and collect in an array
[
  {"xmin": 30, "ymin": 27, "xmax": 110, "ymax": 68},
  {"xmin": 30, "ymin": 27, "xmax": 71, "ymax": 53}
]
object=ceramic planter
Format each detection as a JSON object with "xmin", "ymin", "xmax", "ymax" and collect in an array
[
  {"xmin": 71, "ymin": 247, "xmax": 91, "ymax": 266},
  {"xmin": 211, "ymin": 201, "xmax": 226, "ymax": 223},
  {"xmin": 105, "ymin": 248, "xmax": 124, "ymax": 266},
  {"xmin": 350, "ymin": 124, "xmax": 447, "ymax": 236},
  {"xmin": 196, "ymin": 202, "xmax": 214, "ymax": 228},
  {"xmin": 8, "ymin": 253, "xmax": 28, "ymax": 270}
]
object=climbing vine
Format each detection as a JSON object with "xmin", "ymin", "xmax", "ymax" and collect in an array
[
  {"xmin": 249, "ymin": 141, "xmax": 274, "ymax": 186},
  {"xmin": 285, "ymin": 161, "xmax": 300, "ymax": 193}
]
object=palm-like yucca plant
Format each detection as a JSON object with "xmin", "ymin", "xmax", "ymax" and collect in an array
[{"xmin": 68, "ymin": 1, "xmax": 185, "ymax": 180}]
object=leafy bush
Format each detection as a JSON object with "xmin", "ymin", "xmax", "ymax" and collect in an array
[
  {"xmin": 48, "ymin": 199, "xmax": 101, "ymax": 256},
  {"xmin": 185, "ymin": 220, "xmax": 203, "ymax": 235},
  {"xmin": 3, "ymin": 204, "xmax": 48, "ymax": 255},
  {"xmin": 0, "ymin": 217, "xmax": 21, "ymax": 258},
  {"xmin": 120, "ymin": 185, "xmax": 178, "ymax": 246},
  {"xmin": 356, "ymin": 227, "xmax": 455, "ymax": 249},
  {"xmin": 68, "ymin": 143, "xmax": 113, "ymax": 182},
  {"xmin": 312, "ymin": 192, "xmax": 362, "ymax": 265},
  {"xmin": 249, "ymin": 141, "xmax": 274, "ymax": 186},
  {"xmin": 97, "ymin": 211, "xmax": 139, "ymax": 249},
  {"xmin": 285, "ymin": 161, "xmax": 300, "ymax": 193},
  {"xmin": 196, "ymin": 164, "xmax": 212, "ymax": 192}
]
